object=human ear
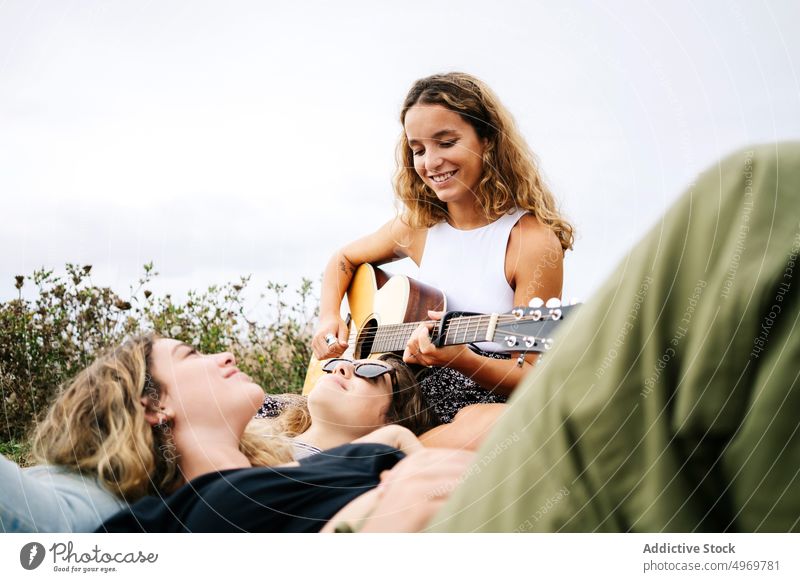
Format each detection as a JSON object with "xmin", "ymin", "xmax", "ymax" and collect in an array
[{"xmin": 140, "ymin": 396, "xmax": 173, "ymax": 427}]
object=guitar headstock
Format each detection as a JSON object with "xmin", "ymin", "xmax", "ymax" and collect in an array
[{"xmin": 493, "ymin": 297, "xmax": 580, "ymax": 353}]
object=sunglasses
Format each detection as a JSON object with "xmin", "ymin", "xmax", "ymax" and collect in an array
[{"xmin": 321, "ymin": 358, "xmax": 397, "ymax": 390}]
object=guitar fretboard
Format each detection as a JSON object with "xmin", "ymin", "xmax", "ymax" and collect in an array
[{"xmin": 365, "ymin": 314, "xmax": 504, "ymax": 353}]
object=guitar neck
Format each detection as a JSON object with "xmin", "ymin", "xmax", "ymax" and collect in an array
[{"xmin": 368, "ymin": 314, "xmax": 499, "ymax": 353}]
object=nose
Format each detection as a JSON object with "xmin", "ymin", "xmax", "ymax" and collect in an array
[
  {"xmin": 332, "ymin": 360, "xmax": 354, "ymax": 378},
  {"xmin": 216, "ymin": 351, "xmax": 236, "ymax": 367},
  {"xmin": 424, "ymin": 150, "xmax": 443, "ymax": 172}
]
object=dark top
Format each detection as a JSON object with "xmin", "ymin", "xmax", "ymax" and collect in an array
[
  {"xmin": 419, "ymin": 348, "xmax": 509, "ymax": 423},
  {"xmin": 97, "ymin": 443, "xmax": 404, "ymax": 533}
]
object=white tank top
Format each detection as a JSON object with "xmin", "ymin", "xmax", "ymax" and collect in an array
[{"xmin": 418, "ymin": 209, "xmax": 528, "ymax": 352}]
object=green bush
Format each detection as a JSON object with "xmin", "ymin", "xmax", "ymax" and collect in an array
[
  {"xmin": 0, "ymin": 438, "xmax": 30, "ymax": 465},
  {"xmin": 0, "ymin": 263, "xmax": 317, "ymax": 445}
]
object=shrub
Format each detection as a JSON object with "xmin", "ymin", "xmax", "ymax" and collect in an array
[{"xmin": 0, "ymin": 263, "xmax": 317, "ymax": 444}]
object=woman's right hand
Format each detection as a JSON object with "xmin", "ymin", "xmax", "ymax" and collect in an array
[
  {"xmin": 359, "ymin": 448, "xmax": 475, "ymax": 532},
  {"xmin": 312, "ymin": 314, "xmax": 349, "ymax": 359}
]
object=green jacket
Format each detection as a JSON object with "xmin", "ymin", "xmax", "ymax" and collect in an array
[{"xmin": 430, "ymin": 143, "xmax": 800, "ymax": 532}]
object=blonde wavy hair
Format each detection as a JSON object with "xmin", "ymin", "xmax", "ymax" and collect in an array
[
  {"xmin": 394, "ymin": 72, "xmax": 574, "ymax": 251},
  {"xmin": 31, "ymin": 334, "xmax": 293, "ymax": 501}
]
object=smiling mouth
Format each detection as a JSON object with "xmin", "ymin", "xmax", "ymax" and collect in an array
[
  {"xmin": 430, "ymin": 170, "xmax": 457, "ymax": 184},
  {"xmin": 225, "ymin": 368, "xmax": 251, "ymax": 382}
]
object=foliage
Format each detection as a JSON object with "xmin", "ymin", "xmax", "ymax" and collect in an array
[
  {"xmin": 0, "ymin": 438, "xmax": 30, "ymax": 465},
  {"xmin": 0, "ymin": 264, "xmax": 317, "ymax": 444}
]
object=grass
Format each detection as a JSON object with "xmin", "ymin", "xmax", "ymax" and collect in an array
[{"xmin": 0, "ymin": 438, "xmax": 31, "ymax": 466}]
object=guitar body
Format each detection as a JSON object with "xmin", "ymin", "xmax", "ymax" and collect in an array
[{"xmin": 301, "ymin": 264, "xmax": 446, "ymax": 395}]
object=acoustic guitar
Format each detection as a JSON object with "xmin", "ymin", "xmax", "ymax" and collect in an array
[{"xmin": 301, "ymin": 263, "xmax": 576, "ymax": 394}]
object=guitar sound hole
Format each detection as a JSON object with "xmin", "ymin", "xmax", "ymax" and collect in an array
[{"xmin": 355, "ymin": 318, "xmax": 378, "ymax": 359}]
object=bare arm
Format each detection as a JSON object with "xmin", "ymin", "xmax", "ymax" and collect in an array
[
  {"xmin": 418, "ymin": 403, "xmax": 506, "ymax": 450},
  {"xmin": 403, "ymin": 216, "xmax": 564, "ymax": 396},
  {"xmin": 312, "ymin": 218, "xmax": 424, "ymax": 359},
  {"xmin": 351, "ymin": 425, "xmax": 423, "ymax": 455},
  {"xmin": 320, "ymin": 448, "xmax": 474, "ymax": 533}
]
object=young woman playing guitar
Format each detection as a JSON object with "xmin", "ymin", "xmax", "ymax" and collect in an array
[{"xmin": 312, "ymin": 73, "xmax": 574, "ymax": 437}]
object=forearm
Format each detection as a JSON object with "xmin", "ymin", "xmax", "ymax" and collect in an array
[
  {"xmin": 319, "ymin": 251, "xmax": 356, "ymax": 317},
  {"xmin": 353, "ymin": 425, "xmax": 423, "ymax": 455},
  {"xmin": 449, "ymin": 349, "xmax": 536, "ymax": 397}
]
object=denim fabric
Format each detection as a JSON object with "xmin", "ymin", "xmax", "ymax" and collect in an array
[{"xmin": 1, "ymin": 455, "xmax": 126, "ymax": 532}]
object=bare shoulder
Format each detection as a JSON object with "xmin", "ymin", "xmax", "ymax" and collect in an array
[
  {"xmin": 506, "ymin": 214, "xmax": 564, "ymax": 295},
  {"xmin": 384, "ymin": 216, "xmax": 420, "ymax": 245},
  {"xmin": 385, "ymin": 216, "xmax": 427, "ymax": 265},
  {"xmin": 510, "ymin": 214, "xmax": 562, "ymax": 255}
]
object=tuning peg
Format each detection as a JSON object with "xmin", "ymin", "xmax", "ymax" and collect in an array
[
  {"xmin": 512, "ymin": 307, "xmax": 524, "ymax": 319},
  {"xmin": 543, "ymin": 338, "xmax": 553, "ymax": 351},
  {"xmin": 504, "ymin": 336, "xmax": 519, "ymax": 348},
  {"xmin": 526, "ymin": 308, "xmax": 542, "ymax": 321},
  {"xmin": 523, "ymin": 336, "xmax": 537, "ymax": 348},
  {"xmin": 551, "ymin": 308, "xmax": 562, "ymax": 320},
  {"xmin": 528, "ymin": 297, "xmax": 544, "ymax": 308},
  {"xmin": 545, "ymin": 297, "xmax": 561, "ymax": 308}
]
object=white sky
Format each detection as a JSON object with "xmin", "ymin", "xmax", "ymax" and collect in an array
[{"xmin": 2, "ymin": 0, "xmax": 799, "ymax": 314}]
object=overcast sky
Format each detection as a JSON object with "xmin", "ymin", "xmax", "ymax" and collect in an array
[{"xmin": 2, "ymin": 1, "xmax": 799, "ymax": 316}]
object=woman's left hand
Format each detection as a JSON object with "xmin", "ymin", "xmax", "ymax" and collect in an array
[{"xmin": 403, "ymin": 310, "xmax": 469, "ymax": 368}]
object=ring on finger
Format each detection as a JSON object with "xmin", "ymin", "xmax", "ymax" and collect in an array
[{"xmin": 324, "ymin": 333, "xmax": 337, "ymax": 347}]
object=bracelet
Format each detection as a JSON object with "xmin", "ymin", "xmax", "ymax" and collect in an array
[
  {"xmin": 333, "ymin": 522, "xmax": 357, "ymax": 533},
  {"xmin": 332, "ymin": 489, "xmax": 383, "ymax": 533}
]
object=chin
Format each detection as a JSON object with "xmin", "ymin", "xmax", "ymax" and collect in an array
[
  {"xmin": 431, "ymin": 187, "xmax": 468, "ymax": 204},
  {"xmin": 244, "ymin": 383, "xmax": 267, "ymax": 407}
]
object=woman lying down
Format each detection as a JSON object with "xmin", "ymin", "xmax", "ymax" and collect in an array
[
  {"xmin": 1, "ymin": 334, "xmax": 480, "ymax": 532},
  {"xmin": 97, "ymin": 335, "xmax": 473, "ymax": 532}
]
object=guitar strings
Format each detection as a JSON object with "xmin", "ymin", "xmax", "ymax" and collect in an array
[
  {"xmin": 370, "ymin": 315, "xmax": 552, "ymax": 339},
  {"xmin": 365, "ymin": 313, "xmax": 557, "ymax": 352}
]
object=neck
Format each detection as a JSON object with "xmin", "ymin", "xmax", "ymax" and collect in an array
[
  {"xmin": 174, "ymin": 427, "xmax": 251, "ymax": 483},
  {"xmin": 445, "ymin": 200, "xmax": 489, "ymax": 230},
  {"xmin": 297, "ymin": 422, "xmax": 364, "ymax": 452}
]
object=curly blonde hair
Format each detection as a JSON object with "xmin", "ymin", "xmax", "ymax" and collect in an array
[
  {"xmin": 393, "ymin": 72, "xmax": 574, "ymax": 251},
  {"xmin": 31, "ymin": 334, "xmax": 292, "ymax": 501}
]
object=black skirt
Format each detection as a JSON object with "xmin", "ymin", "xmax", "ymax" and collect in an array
[{"xmin": 418, "ymin": 349, "xmax": 509, "ymax": 424}]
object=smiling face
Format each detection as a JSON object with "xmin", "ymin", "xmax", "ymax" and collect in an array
[
  {"xmin": 308, "ymin": 359, "xmax": 395, "ymax": 435},
  {"xmin": 404, "ymin": 103, "xmax": 487, "ymax": 208},
  {"xmin": 147, "ymin": 338, "xmax": 265, "ymax": 436}
]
